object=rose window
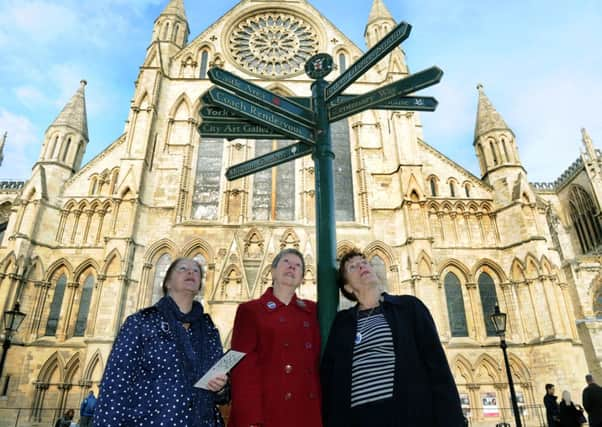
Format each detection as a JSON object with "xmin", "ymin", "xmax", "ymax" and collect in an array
[{"xmin": 228, "ymin": 12, "xmax": 319, "ymax": 78}]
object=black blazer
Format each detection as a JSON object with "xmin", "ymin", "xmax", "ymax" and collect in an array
[{"xmin": 320, "ymin": 293, "xmax": 464, "ymax": 427}]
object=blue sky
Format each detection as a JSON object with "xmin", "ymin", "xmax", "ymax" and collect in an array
[{"xmin": 0, "ymin": 0, "xmax": 601, "ymax": 183}]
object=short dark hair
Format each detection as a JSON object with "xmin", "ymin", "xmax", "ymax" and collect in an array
[
  {"xmin": 337, "ymin": 248, "xmax": 365, "ymax": 302},
  {"xmin": 162, "ymin": 257, "xmax": 204, "ymax": 296},
  {"xmin": 545, "ymin": 384, "xmax": 555, "ymax": 392},
  {"xmin": 271, "ymin": 248, "xmax": 305, "ymax": 274}
]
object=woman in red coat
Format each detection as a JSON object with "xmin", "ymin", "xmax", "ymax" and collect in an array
[{"xmin": 229, "ymin": 248, "xmax": 322, "ymax": 427}]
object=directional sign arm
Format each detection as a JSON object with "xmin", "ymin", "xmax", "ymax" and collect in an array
[
  {"xmin": 327, "ymin": 66, "xmax": 443, "ymax": 121},
  {"xmin": 208, "ymin": 68, "xmax": 315, "ymax": 126},
  {"xmin": 205, "ymin": 87, "xmax": 316, "ymax": 144},
  {"xmin": 226, "ymin": 142, "xmax": 313, "ymax": 181},
  {"xmin": 325, "ymin": 22, "xmax": 412, "ymax": 101}
]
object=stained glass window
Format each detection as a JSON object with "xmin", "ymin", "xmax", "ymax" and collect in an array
[
  {"xmin": 478, "ymin": 272, "xmax": 498, "ymax": 337},
  {"xmin": 331, "ymin": 120, "xmax": 354, "ymax": 221},
  {"xmin": 193, "ymin": 139, "xmax": 224, "ymax": 220},
  {"xmin": 74, "ymin": 275, "xmax": 94, "ymax": 337},
  {"xmin": 45, "ymin": 274, "xmax": 67, "ymax": 336},
  {"xmin": 444, "ymin": 272, "xmax": 468, "ymax": 337}
]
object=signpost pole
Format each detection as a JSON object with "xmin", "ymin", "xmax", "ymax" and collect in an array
[{"xmin": 306, "ymin": 56, "xmax": 339, "ymax": 352}]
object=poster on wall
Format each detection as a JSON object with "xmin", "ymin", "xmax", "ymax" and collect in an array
[
  {"xmin": 481, "ymin": 392, "xmax": 500, "ymax": 417},
  {"xmin": 459, "ymin": 393, "xmax": 471, "ymax": 419}
]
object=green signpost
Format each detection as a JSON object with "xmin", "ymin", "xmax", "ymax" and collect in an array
[{"xmin": 198, "ymin": 21, "xmax": 442, "ymax": 350}]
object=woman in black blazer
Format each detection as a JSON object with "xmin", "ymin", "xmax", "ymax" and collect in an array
[{"xmin": 321, "ymin": 248, "xmax": 464, "ymax": 427}]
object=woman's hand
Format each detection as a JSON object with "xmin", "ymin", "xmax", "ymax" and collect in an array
[{"xmin": 206, "ymin": 373, "xmax": 228, "ymax": 392}]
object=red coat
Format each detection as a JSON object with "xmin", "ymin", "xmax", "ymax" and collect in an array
[{"xmin": 229, "ymin": 288, "xmax": 322, "ymax": 427}]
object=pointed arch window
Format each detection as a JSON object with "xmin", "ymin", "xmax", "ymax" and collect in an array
[
  {"xmin": 478, "ymin": 272, "xmax": 498, "ymax": 336},
  {"xmin": 428, "ymin": 177, "xmax": 438, "ymax": 196},
  {"xmin": 490, "ymin": 140, "xmax": 498, "ymax": 165},
  {"xmin": 332, "ymin": 120, "xmax": 354, "ymax": 220},
  {"xmin": 464, "ymin": 183, "xmax": 471, "ymax": 198},
  {"xmin": 501, "ymin": 137, "xmax": 511, "ymax": 162},
  {"xmin": 74, "ymin": 274, "xmax": 94, "ymax": 336},
  {"xmin": 568, "ymin": 185, "xmax": 602, "ymax": 253},
  {"xmin": 62, "ymin": 138, "xmax": 72, "ymax": 162},
  {"xmin": 193, "ymin": 138, "xmax": 224, "ymax": 220},
  {"xmin": 45, "ymin": 274, "xmax": 67, "ymax": 336},
  {"xmin": 252, "ymin": 140, "xmax": 295, "ymax": 220},
  {"xmin": 338, "ymin": 53, "xmax": 347, "ymax": 73},
  {"xmin": 444, "ymin": 272, "xmax": 468, "ymax": 337},
  {"xmin": 370, "ymin": 255, "xmax": 387, "ymax": 288},
  {"xmin": 200, "ymin": 50, "xmax": 209, "ymax": 79},
  {"xmin": 449, "ymin": 181, "xmax": 456, "ymax": 197},
  {"xmin": 152, "ymin": 254, "xmax": 172, "ymax": 304}
]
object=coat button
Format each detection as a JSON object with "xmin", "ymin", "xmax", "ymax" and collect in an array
[
  {"xmin": 305, "ymin": 342, "xmax": 312, "ymax": 349},
  {"xmin": 309, "ymin": 392, "xmax": 317, "ymax": 399},
  {"xmin": 283, "ymin": 342, "xmax": 290, "ymax": 348},
  {"xmin": 284, "ymin": 392, "xmax": 292, "ymax": 400},
  {"xmin": 279, "ymin": 316, "xmax": 286, "ymax": 323},
  {"xmin": 303, "ymin": 321, "xmax": 310, "ymax": 327},
  {"xmin": 284, "ymin": 364, "xmax": 293, "ymax": 374}
]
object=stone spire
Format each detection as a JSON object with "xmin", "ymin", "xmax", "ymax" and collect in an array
[
  {"xmin": 160, "ymin": 0, "xmax": 187, "ymax": 22},
  {"xmin": 367, "ymin": 0, "xmax": 395, "ymax": 26},
  {"xmin": 151, "ymin": 0, "xmax": 189, "ymax": 49},
  {"xmin": 0, "ymin": 132, "xmax": 6, "ymax": 167},
  {"xmin": 48, "ymin": 80, "xmax": 88, "ymax": 140},
  {"xmin": 582, "ymin": 127, "xmax": 597, "ymax": 162},
  {"xmin": 474, "ymin": 83, "xmax": 510, "ymax": 142},
  {"xmin": 367, "ymin": 0, "xmax": 395, "ymax": 25}
]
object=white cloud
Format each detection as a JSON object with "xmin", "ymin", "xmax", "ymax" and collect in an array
[
  {"xmin": 0, "ymin": 109, "xmax": 40, "ymax": 180},
  {"xmin": 15, "ymin": 86, "xmax": 50, "ymax": 109}
]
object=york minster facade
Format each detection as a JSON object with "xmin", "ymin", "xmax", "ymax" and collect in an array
[{"xmin": 0, "ymin": 0, "xmax": 600, "ymax": 425}]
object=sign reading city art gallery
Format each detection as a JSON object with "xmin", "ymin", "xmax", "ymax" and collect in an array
[{"xmin": 199, "ymin": 121, "xmax": 286, "ymax": 140}]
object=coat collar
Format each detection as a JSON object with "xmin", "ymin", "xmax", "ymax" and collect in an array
[{"xmin": 259, "ymin": 287, "xmax": 311, "ymax": 312}]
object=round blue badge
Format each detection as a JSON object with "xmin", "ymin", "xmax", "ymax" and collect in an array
[
  {"xmin": 267, "ymin": 301, "xmax": 277, "ymax": 310},
  {"xmin": 355, "ymin": 332, "xmax": 362, "ymax": 345}
]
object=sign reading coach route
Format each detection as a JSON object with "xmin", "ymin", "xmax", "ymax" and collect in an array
[{"xmin": 197, "ymin": 21, "xmax": 443, "ymax": 350}]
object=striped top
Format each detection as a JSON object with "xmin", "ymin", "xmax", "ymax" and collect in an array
[{"xmin": 350, "ymin": 308, "xmax": 395, "ymax": 408}]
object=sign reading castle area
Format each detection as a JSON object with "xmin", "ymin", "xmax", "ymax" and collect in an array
[{"xmin": 198, "ymin": 21, "xmax": 443, "ymax": 345}]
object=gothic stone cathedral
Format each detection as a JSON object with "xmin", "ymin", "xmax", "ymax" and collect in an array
[{"xmin": 0, "ymin": 0, "xmax": 600, "ymax": 425}]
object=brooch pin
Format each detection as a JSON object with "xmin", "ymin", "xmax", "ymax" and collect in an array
[
  {"xmin": 161, "ymin": 321, "xmax": 170, "ymax": 333},
  {"xmin": 266, "ymin": 301, "xmax": 277, "ymax": 310},
  {"xmin": 355, "ymin": 332, "xmax": 362, "ymax": 345}
]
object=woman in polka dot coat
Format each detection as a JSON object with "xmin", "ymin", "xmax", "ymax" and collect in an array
[{"xmin": 95, "ymin": 258, "xmax": 228, "ymax": 427}]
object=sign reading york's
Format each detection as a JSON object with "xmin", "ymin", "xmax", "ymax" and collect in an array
[{"xmin": 197, "ymin": 20, "xmax": 444, "ymax": 344}]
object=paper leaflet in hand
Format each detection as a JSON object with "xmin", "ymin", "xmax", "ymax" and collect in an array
[{"xmin": 194, "ymin": 350, "xmax": 246, "ymax": 390}]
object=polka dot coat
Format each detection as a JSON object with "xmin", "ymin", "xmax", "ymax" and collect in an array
[{"xmin": 95, "ymin": 305, "xmax": 224, "ymax": 427}]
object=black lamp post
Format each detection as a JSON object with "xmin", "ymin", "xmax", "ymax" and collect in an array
[
  {"xmin": 490, "ymin": 304, "xmax": 522, "ymax": 427},
  {"xmin": 0, "ymin": 301, "xmax": 26, "ymax": 384}
]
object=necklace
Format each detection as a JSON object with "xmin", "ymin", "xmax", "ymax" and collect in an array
[{"xmin": 358, "ymin": 304, "xmax": 381, "ymax": 318}]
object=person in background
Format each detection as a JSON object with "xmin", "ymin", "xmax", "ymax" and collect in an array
[
  {"xmin": 321, "ymin": 248, "xmax": 464, "ymax": 427},
  {"xmin": 559, "ymin": 390, "xmax": 586, "ymax": 427},
  {"xmin": 229, "ymin": 248, "xmax": 322, "ymax": 427},
  {"xmin": 544, "ymin": 383, "xmax": 561, "ymax": 427},
  {"xmin": 583, "ymin": 374, "xmax": 602, "ymax": 427},
  {"xmin": 79, "ymin": 390, "xmax": 96, "ymax": 427},
  {"xmin": 54, "ymin": 408, "xmax": 75, "ymax": 427},
  {"xmin": 95, "ymin": 258, "xmax": 228, "ymax": 427}
]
